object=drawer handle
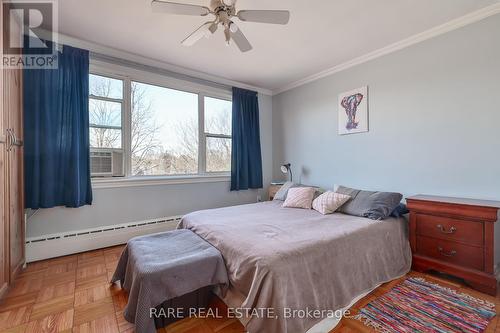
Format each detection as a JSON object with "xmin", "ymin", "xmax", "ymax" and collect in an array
[
  {"xmin": 436, "ymin": 224, "xmax": 457, "ymax": 234},
  {"xmin": 438, "ymin": 247, "xmax": 457, "ymax": 257}
]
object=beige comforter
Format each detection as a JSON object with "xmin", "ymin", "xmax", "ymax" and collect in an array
[{"xmin": 179, "ymin": 201, "xmax": 411, "ymax": 333}]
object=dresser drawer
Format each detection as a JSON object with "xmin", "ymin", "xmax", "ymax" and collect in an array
[
  {"xmin": 416, "ymin": 214, "xmax": 483, "ymax": 246},
  {"xmin": 416, "ymin": 236, "xmax": 483, "ymax": 271}
]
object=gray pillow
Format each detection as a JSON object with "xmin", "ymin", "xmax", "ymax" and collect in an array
[
  {"xmin": 313, "ymin": 187, "xmax": 326, "ymax": 200},
  {"xmin": 336, "ymin": 186, "xmax": 403, "ymax": 220},
  {"xmin": 273, "ymin": 181, "xmax": 296, "ymax": 201},
  {"xmin": 273, "ymin": 182, "xmax": 324, "ymax": 201}
]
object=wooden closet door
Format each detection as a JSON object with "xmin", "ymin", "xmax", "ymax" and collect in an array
[
  {"xmin": 4, "ymin": 0, "xmax": 25, "ymax": 279},
  {"xmin": 6, "ymin": 67, "xmax": 24, "ymax": 278},
  {"xmin": 0, "ymin": 140, "xmax": 7, "ymax": 298},
  {"xmin": 0, "ymin": 0, "xmax": 10, "ymax": 298}
]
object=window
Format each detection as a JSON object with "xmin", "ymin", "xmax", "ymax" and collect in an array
[
  {"xmin": 204, "ymin": 97, "xmax": 232, "ymax": 172},
  {"xmin": 88, "ymin": 69, "xmax": 232, "ymax": 180},
  {"xmin": 89, "ymin": 74, "xmax": 124, "ymax": 150},
  {"xmin": 131, "ymin": 81, "xmax": 199, "ymax": 176}
]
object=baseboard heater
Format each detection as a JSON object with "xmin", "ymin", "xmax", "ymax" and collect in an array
[{"xmin": 25, "ymin": 215, "xmax": 182, "ymax": 263}]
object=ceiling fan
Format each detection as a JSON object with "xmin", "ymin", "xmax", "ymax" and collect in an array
[{"xmin": 151, "ymin": 0, "xmax": 290, "ymax": 52}]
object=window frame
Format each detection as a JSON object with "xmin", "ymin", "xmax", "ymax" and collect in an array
[
  {"xmin": 88, "ymin": 76, "xmax": 125, "ymax": 150},
  {"xmin": 201, "ymin": 95, "xmax": 232, "ymax": 174},
  {"xmin": 89, "ymin": 60, "xmax": 232, "ymax": 188}
]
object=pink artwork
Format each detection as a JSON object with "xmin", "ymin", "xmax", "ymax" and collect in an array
[{"xmin": 338, "ymin": 86, "xmax": 368, "ymax": 135}]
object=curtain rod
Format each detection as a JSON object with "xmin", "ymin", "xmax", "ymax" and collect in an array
[{"xmin": 90, "ymin": 52, "xmax": 232, "ymax": 93}]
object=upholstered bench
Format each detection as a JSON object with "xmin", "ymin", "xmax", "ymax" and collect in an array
[{"xmin": 111, "ymin": 229, "xmax": 228, "ymax": 333}]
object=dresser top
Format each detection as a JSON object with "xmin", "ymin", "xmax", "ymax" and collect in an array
[{"xmin": 407, "ymin": 195, "xmax": 500, "ymax": 209}]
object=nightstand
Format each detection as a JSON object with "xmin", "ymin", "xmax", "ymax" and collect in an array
[
  {"xmin": 268, "ymin": 184, "xmax": 283, "ymax": 201},
  {"xmin": 407, "ymin": 195, "xmax": 500, "ymax": 295}
]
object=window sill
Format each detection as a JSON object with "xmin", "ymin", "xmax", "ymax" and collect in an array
[{"xmin": 92, "ymin": 174, "xmax": 231, "ymax": 189}]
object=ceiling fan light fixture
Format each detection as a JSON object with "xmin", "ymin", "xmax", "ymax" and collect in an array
[
  {"xmin": 229, "ymin": 22, "xmax": 238, "ymax": 33},
  {"xmin": 221, "ymin": 0, "xmax": 235, "ymax": 6}
]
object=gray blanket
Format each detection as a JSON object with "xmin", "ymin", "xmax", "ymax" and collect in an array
[
  {"xmin": 179, "ymin": 201, "xmax": 411, "ymax": 333},
  {"xmin": 111, "ymin": 229, "xmax": 229, "ymax": 333}
]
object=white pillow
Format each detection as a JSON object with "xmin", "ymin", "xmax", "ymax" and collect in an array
[
  {"xmin": 282, "ymin": 187, "xmax": 316, "ymax": 209},
  {"xmin": 312, "ymin": 191, "xmax": 351, "ymax": 215}
]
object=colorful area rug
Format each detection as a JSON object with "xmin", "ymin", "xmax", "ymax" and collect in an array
[{"xmin": 353, "ymin": 277, "xmax": 496, "ymax": 333}]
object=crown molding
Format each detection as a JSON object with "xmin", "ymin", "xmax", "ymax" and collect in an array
[
  {"xmin": 48, "ymin": 32, "xmax": 274, "ymax": 96},
  {"xmin": 272, "ymin": 3, "xmax": 500, "ymax": 95}
]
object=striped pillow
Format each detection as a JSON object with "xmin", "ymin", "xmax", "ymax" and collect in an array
[
  {"xmin": 282, "ymin": 187, "xmax": 316, "ymax": 209},
  {"xmin": 312, "ymin": 191, "xmax": 351, "ymax": 215}
]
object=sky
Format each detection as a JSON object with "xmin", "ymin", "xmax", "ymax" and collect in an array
[{"xmin": 133, "ymin": 81, "xmax": 198, "ymax": 152}]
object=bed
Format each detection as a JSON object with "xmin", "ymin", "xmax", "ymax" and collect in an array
[{"xmin": 179, "ymin": 200, "xmax": 412, "ymax": 333}]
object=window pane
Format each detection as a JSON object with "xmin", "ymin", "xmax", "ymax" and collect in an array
[
  {"xmin": 206, "ymin": 137, "xmax": 231, "ymax": 172},
  {"xmin": 89, "ymin": 74, "xmax": 123, "ymax": 99},
  {"xmin": 131, "ymin": 81, "xmax": 198, "ymax": 176},
  {"xmin": 90, "ymin": 128, "xmax": 122, "ymax": 149},
  {"xmin": 205, "ymin": 97, "xmax": 231, "ymax": 135},
  {"xmin": 89, "ymin": 99, "xmax": 122, "ymax": 127}
]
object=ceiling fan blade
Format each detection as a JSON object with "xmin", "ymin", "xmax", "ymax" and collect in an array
[
  {"xmin": 182, "ymin": 22, "xmax": 217, "ymax": 46},
  {"xmin": 230, "ymin": 25, "xmax": 252, "ymax": 52},
  {"xmin": 237, "ymin": 10, "xmax": 290, "ymax": 24},
  {"xmin": 151, "ymin": 0, "xmax": 210, "ymax": 16}
]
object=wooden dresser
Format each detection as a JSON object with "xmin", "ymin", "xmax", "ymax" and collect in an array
[{"xmin": 407, "ymin": 195, "xmax": 500, "ymax": 295}]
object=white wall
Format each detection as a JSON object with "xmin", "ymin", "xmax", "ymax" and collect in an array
[
  {"xmin": 27, "ymin": 93, "xmax": 273, "ymax": 238},
  {"xmin": 272, "ymin": 14, "xmax": 500, "ymax": 201}
]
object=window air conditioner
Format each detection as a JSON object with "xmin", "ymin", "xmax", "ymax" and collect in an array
[{"xmin": 90, "ymin": 149, "xmax": 124, "ymax": 177}]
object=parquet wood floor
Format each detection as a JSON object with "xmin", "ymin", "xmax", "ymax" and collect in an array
[{"xmin": 0, "ymin": 246, "xmax": 498, "ymax": 333}]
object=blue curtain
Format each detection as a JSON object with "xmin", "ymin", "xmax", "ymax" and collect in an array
[
  {"xmin": 24, "ymin": 42, "xmax": 92, "ymax": 209},
  {"xmin": 230, "ymin": 87, "xmax": 263, "ymax": 191}
]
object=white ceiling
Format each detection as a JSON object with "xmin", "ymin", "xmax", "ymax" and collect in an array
[{"xmin": 57, "ymin": 0, "xmax": 499, "ymax": 92}]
